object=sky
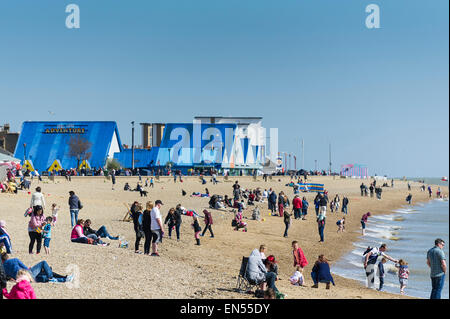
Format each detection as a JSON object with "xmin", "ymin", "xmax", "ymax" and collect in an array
[{"xmin": 0, "ymin": 0, "xmax": 448, "ymax": 177}]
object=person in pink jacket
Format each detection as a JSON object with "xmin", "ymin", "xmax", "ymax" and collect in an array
[
  {"xmin": 27, "ymin": 206, "xmax": 46, "ymax": 254},
  {"xmin": 2, "ymin": 269, "xmax": 36, "ymax": 299},
  {"xmin": 292, "ymin": 240, "xmax": 309, "ymax": 272}
]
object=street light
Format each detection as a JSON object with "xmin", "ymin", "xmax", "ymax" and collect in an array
[{"xmin": 131, "ymin": 121, "xmax": 135, "ymax": 173}]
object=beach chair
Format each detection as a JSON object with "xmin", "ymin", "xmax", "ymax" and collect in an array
[
  {"xmin": 235, "ymin": 257, "xmax": 260, "ymax": 293},
  {"xmin": 122, "ymin": 203, "xmax": 133, "ymax": 222}
]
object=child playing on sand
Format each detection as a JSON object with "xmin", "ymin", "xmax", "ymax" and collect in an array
[
  {"xmin": 377, "ymin": 258, "xmax": 386, "ymax": 291},
  {"xmin": 289, "ymin": 266, "xmax": 304, "ymax": 286},
  {"xmin": 51, "ymin": 203, "xmax": 59, "ymax": 225},
  {"xmin": 192, "ymin": 216, "xmax": 202, "ymax": 246},
  {"xmin": 2, "ymin": 269, "xmax": 36, "ymax": 299},
  {"xmin": 395, "ymin": 259, "xmax": 410, "ymax": 295},
  {"xmin": 336, "ymin": 217, "xmax": 345, "ymax": 233},
  {"xmin": 292, "ymin": 241, "xmax": 308, "ymax": 272},
  {"xmin": 42, "ymin": 216, "xmax": 53, "ymax": 254}
]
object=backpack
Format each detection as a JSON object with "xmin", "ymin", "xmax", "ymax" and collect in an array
[{"xmin": 362, "ymin": 247, "xmax": 379, "ymax": 264}]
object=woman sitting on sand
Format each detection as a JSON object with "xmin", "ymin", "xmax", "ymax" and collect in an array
[
  {"xmin": 311, "ymin": 254, "xmax": 335, "ymax": 289},
  {"xmin": 71, "ymin": 219, "xmax": 92, "ymax": 244}
]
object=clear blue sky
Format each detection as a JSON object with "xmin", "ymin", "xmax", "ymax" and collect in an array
[{"xmin": 0, "ymin": 0, "xmax": 448, "ymax": 177}]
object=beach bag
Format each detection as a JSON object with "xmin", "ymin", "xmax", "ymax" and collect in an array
[
  {"xmin": 231, "ymin": 219, "xmax": 237, "ymax": 227},
  {"xmin": 362, "ymin": 247, "xmax": 378, "ymax": 264}
]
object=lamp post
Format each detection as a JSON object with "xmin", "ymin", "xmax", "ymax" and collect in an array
[{"xmin": 131, "ymin": 121, "xmax": 135, "ymax": 173}]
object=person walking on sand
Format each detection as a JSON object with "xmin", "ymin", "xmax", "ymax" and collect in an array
[
  {"xmin": 68, "ymin": 191, "xmax": 83, "ymax": 228},
  {"xmin": 292, "ymin": 195, "xmax": 302, "ymax": 220},
  {"xmin": 200, "ymin": 209, "xmax": 214, "ymax": 238},
  {"xmin": 406, "ymin": 193, "xmax": 412, "ymax": 205},
  {"xmin": 283, "ymin": 208, "xmax": 292, "ymax": 238},
  {"xmin": 192, "ymin": 216, "xmax": 202, "ymax": 246},
  {"xmin": 361, "ymin": 212, "xmax": 371, "ymax": 236},
  {"xmin": 341, "ymin": 196, "xmax": 349, "ymax": 215},
  {"xmin": 164, "ymin": 206, "xmax": 182, "ymax": 241},
  {"xmin": 363, "ymin": 244, "xmax": 398, "ymax": 289},
  {"xmin": 30, "ymin": 187, "xmax": 46, "ymax": 212},
  {"xmin": 427, "ymin": 238, "xmax": 447, "ymax": 299},
  {"xmin": 301, "ymin": 197, "xmax": 308, "ymax": 220},
  {"xmin": 110, "ymin": 169, "xmax": 116, "ymax": 190},
  {"xmin": 317, "ymin": 210, "xmax": 326, "ymax": 242}
]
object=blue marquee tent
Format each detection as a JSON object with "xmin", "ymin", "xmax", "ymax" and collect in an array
[{"xmin": 14, "ymin": 121, "xmax": 123, "ymax": 172}]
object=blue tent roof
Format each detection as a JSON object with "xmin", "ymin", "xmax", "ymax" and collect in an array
[{"xmin": 14, "ymin": 121, "xmax": 123, "ymax": 172}]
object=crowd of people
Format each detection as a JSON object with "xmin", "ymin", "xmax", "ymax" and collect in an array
[{"xmin": 0, "ymin": 167, "xmax": 448, "ymax": 300}]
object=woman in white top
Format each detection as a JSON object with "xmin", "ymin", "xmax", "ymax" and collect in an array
[{"xmin": 30, "ymin": 187, "xmax": 46, "ymax": 210}]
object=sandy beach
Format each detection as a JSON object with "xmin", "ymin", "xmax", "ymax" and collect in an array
[{"xmin": 0, "ymin": 175, "xmax": 447, "ymax": 299}]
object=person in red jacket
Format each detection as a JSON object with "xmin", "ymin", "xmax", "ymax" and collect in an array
[
  {"xmin": 200, "ymin": 209, "xmax": 214, "ymax": 238},
  {"xmin": 292, "ymin": 240, "xmax": 308, "ymax": 274},
  {"xmin": 292, "ymin": 195, "xmax": 303, "ymax": 220},
  {"xmin": 2, "ymin": 269, "xmax": 36, "ymax": 299}
]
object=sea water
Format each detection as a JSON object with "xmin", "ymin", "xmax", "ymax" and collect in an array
[{"xmin": 332, "ymin": 198, "xmax": 449, "ymax": 299}]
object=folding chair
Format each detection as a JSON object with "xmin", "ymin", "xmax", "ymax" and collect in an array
[
  {"xmin": 235, "ymin": 257, "xmax": 260, "ymax": 293},
  {"xmin": 122, "ymin": 203, "xmax": 133, "ymax": 222}
]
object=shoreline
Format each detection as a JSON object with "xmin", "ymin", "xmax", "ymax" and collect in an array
[
  {"xmin": 331, "ymin": 196, "xmax": 447, "ymax": 299},
  {"xmin": 0, "ymin": 175, "xmax": 447, "ymax": 299}
]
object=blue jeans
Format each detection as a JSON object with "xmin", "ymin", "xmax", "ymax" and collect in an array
[
  {"xmin": 29, "ymin": 261, "xmax": 66, "ymax": 283},
  {"xmin": 318, "ymin": 224, "xmax": 325, "ymax": 242},
  {"xmin": 87, "ymin": 234, "xmax": 105, "ymax": 245},
  {"xmin": 265, "ymin": 271, "xmax": 278, "ymax": 292},
  {"xmin": 342, "ymin": 206, "xmax": 347, "ymax": 215},
  {"xmin": 96, "ymin": 226, "xmax": 119, "ymax": 240},
  {"xmin": 70, "ymin": 209, "xmax": 79, "ymax": 228},
  {"xmin": 168, "ymin": 224, "xmax": 181, "ymax": 240},
  {"xmin": 430, "ymin": 275, "xmax": 445, "ymax": 299},
  {"xmin": 379, "ymin": 277, "xmax": 384, "ymax": 290},
  {"xmin": 71, "ymin": 237, "xmax": 88, "ymax": 244}
]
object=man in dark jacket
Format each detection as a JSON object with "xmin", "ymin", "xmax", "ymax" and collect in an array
[
  {"xmin": 68, "ymin": 191, "xmax": 82, "ymax": 228},
  {"xmin": 201, "ymin": 209, "xmax": 214, "ymax": 238},
  {"xmin": 164, "ymin": 207, "xmax": 182, "ymax": 241},
  {"xmin": 268, "ymin": 190, "xmax": 277, "ymax": 214}
]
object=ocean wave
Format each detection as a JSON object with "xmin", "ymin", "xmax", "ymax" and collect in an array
[{"xmin": 372, "ymin": 215, "xmax": 395, "ymax": 221}]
